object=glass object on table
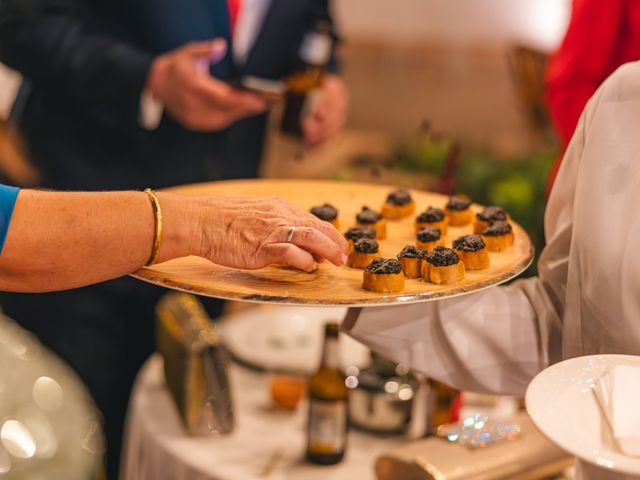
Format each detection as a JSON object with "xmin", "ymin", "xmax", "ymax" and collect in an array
[
  {"xmin": 0, "ymin": 313, "xmax": 104, "ymax": 479},
  {"xmin": 431, "ymin": 380, "xmax": 460, "ymax": 428},
  {"xmin": 270, "ymin": 373, "xmax": 305, "ymax": 410},
  {"xmin": 306, "ymin": 322, "xmax": 349, "ymax": 465},
  {"xmin": 347, "ymin": 352, "xmax": 432, "ymax": 437}
]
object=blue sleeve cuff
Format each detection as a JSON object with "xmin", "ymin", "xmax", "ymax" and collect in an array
[{"xmin": 0, "ymin": 184, "xmax": 20, "ymax": 256}]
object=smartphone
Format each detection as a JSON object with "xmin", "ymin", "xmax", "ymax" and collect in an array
[{"xmin": 234, "ymin": 75, "xmax": 288, "ymax": 103}]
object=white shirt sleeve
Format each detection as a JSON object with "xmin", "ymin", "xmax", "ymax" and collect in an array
[
  {"xmin": 343, "ymin": 96, "xmax": 598, "ymax": 396},
  {"xmin": 138, "ymin": 88, "xmax": 164, "ymax": 131}
]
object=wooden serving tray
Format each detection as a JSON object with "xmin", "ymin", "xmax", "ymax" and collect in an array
[{"xmin": 131, "ymin": 179, "xmax": 534, "ymax": 306}]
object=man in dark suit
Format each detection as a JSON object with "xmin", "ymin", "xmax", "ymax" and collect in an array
[{"xmin": 0, "ymin": 0, "xmax": 347, "ymax": 477}]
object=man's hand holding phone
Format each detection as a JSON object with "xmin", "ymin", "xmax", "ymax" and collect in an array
[{"xmin": 146, "ymin": 39, "xmax": 268, "ymax": 131}]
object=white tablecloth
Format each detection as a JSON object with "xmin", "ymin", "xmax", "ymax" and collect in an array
[{"xmin": 121, "ymin": 355, "xmax": 406, "ymax": 480}]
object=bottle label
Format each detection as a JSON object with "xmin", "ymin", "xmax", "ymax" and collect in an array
[
  {"xmin": 299, "ymin": 32, "xmax": 332, "ymax": 66},
  {"xmin": 308, "ymin": 399, "xmax": 347, "ymax": 454}
]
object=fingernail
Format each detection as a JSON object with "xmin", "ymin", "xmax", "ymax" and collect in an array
[
  {"xmin": 340, "ymin": 253, "xmax": 348, "ymax": 265},
  {"xmin": 210, "ymin": 42, "xmax": 228, "ymax": 64},
  {"xmin": 309, "ymin": 263, "xmax": 318, "ymax": 272}
]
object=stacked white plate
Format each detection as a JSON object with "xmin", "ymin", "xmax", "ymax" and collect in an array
[
  {"xmin": 218, "ymin": 306, "xmax": 370, "ymax": 374},
  {"xmin": 526, "ymin": 354, "xmax": 640, "ymax": 476}
]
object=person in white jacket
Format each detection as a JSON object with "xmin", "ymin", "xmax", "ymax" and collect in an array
[{"xmin": 343, "ymin": 62, "xmax": 640, "ymax": 480}]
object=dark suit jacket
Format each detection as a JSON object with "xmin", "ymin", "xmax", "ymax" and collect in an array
[{"xmin": 0, "ymin": 0, "xmax": 337, "ymax": 189}]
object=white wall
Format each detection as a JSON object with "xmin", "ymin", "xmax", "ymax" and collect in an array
[{"xmin": 334, "ymin": 0, "xmax": 572, "ymax": 51}]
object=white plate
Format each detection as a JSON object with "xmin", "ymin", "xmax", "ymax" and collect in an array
[
  {"xmin": 218, "ymin": 305, "xmax": 370, "ymax": 374},
  {"xmin": 526, "ymin": 354, "xmax": 640, "ymax": 475}
]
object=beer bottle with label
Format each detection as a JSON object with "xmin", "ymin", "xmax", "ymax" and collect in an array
[
  {"xmin": 281, "ymin": 18, "xmax": 333, "ymax": 138},
  {"xmin": 306, "ymin": 322, "xmax": 348, "ymax": 465}
]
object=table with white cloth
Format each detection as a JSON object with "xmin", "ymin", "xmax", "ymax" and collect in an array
[{"xmin": 121, "ymin": 355, "xmax": 406, "ymax": 480}]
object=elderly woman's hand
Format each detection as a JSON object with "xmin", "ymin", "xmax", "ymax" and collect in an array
[
  {"xmin": 0, "ymin": 189, "xmax": 348, "ymax": 293},
  {"xmin": 185, "ymin": 195, "xmax": 349, "ymax": 272}
]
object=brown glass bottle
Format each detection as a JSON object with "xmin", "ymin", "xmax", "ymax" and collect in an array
[
  {"xmin": 306, "ymin": 323, "xmax": 348, "ymax": 465},
  {"xmin": 281, "ymin": 19, "xmax": 333, "ymax": 137},
  {"xmin": 431, "ymin": 379, "xmax": 459, "ymax": 427}
]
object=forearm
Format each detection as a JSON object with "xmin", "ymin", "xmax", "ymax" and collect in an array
[
  {"xmin": 0, "ymin": 188, "xmax": 349, "ymax": 293},
  {"xmin": 343, "ymin": 279, "xmax": 547, "ymax": 395},
  {"xmin": 343, "ymin": 101, "xmax": 593, "ymax": 396},
  {"xmin": 0, "ymin": 190, "xmax": 193, "ymax": 292}
]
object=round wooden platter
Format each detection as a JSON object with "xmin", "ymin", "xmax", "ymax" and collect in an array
[{"xmin": 131, "ymin": 179, "xmax": 534, "ymax": 307}]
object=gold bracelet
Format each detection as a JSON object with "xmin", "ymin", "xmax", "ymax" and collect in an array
[{"xmin": 144, "ymin": 188, "xmax": 163, "ymax": 266}]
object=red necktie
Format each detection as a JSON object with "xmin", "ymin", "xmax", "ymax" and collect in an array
[{"xmin": 227, "ymin": 0, "xmax": 242, "ymax": 37}]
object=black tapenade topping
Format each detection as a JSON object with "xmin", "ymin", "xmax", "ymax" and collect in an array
[
  {"xmin": 417, "ymin": 227, "xmax": 441, "ymax": 243},
  {"xmin": 426, "ymin": 246, "xmax": 460, "ymax": 267},
  {"xmin": 446, "ymin": 196, "xmax": 472, "ymax": 211},
  {"xmin": 452, "ymin": 234, "xmax": 486, "ymax": 252},
  {"xmin": 397, "ymin": 245, "xmax": 427, "ymax": 259},
  {"xmin": 310, "ymin": 203, "xmax": 338, "ymax": 221},
  {"xmin": 416, "ymin": 207, "xmax": 445, "ymax": 223},
  {"xmin": 344, "ymin": 226, "xmax": 376, "ymax": 242},
  {"xmin": 357, "ymin": 206, "xmax": 382, "ymax": 224},
  {"xmin": 365, "ymin": 258, "xmax": 403, "ymax": 275},
  {"xmin": 482, "ymin": 221, "xmax": 513, "ymax": 237},
  {"xmin": 354, "ymin": 238, "xmax": 379, "ymax": 254},
  {"xmin": 476, "ymin": 206, "xmax": 507, "ymax": 223},
  {"xmin": 386, "ymin": 189, "xmax": 413, "ymax": 206}
]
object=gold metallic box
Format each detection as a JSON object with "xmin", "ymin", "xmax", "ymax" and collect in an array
[{"xmin": 156, "ymin": 292, "xmax": 234, "ymax": 435}]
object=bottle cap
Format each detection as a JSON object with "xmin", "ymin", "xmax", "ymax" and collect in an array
[{"xmin": 299, "ymin": 24, "xmax": 332, "ymax": 66}]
